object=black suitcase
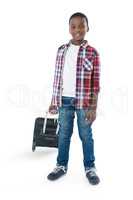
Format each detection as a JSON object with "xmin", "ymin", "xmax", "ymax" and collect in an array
[{"xmin": 32, "ymin": 113, "xmax": 59, "ymax": 151}]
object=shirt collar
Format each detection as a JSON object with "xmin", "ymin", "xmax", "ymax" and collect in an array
[{"xmin": 66, "ymin": 40, "xmax": 88, "ymax": 49}]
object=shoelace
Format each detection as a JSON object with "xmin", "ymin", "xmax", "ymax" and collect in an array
[
  {"xmin": 86, "ymin": 169, "xmax": 97, "ymax": 177},
  {"xmin": 53, "ymin": 166, "xmax": 66, "ymax": 173},
  {"xmin": 88, "ymin": 171, "xmax": 97, "ymax": 177}
]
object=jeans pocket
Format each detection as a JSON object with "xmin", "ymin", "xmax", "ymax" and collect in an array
[
  {"xmin": 61, "ymin": 97, "xmax": 69, "ymax": 106},
  {"xmin": 61, "ymin": 97, "xmax": 75, "ymax": 108}
]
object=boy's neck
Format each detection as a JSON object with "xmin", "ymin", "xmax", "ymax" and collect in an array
[{"xmin": 71, "ymin": 39, "xmax": 84, "ymax": 46}]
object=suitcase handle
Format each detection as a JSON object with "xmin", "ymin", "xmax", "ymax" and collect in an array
[
  {"xmin": 42, "ymin": 111, "xmax": 48, "ymax": 134},
  {"xmin": 42, "ymin": 111, "xmax": 59, "ymax": 135}
]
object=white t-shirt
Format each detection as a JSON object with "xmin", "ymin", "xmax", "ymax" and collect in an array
[{"xmin": 62, "ymin": 43, "xmax": 80, "ymax": 97}]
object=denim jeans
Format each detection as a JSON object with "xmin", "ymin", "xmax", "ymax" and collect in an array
[{"xmin": 57, "ymin": 96, "xmax": 95, "ymax": 171}]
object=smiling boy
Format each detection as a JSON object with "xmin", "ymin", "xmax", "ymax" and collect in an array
[{"xmin": 47, "ymin": 12, "xmax": 100, "ymax": 185}]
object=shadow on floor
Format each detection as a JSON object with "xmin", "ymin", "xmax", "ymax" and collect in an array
[{"xmin": 11, "ymin": 147, "xmax": 58, "ymax": 161}]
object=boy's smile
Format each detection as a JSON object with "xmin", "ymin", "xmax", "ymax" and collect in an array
[{"xmin": 69, "ymin": 16, "xmax": 89, "ymax": 45}]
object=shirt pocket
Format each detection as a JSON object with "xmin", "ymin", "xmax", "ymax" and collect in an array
[{"xmin": 82, "ymin": 57, "xmax": 93, "ymax": 72}]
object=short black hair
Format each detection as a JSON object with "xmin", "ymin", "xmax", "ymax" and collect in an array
[{"xmin": 69, "ymin": 12, "xmax": 89, "ymax": 29}]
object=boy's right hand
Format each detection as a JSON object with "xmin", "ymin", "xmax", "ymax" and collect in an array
[{"xmin": 48, "ymin": 105, "xmax": 58, "ymax": 114}]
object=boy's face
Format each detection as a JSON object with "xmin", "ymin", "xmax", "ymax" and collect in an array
[{"xmin": 69, "ymin": 16, "xmax": 89, "ymax": 45}]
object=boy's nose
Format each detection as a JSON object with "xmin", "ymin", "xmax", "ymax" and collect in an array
[
  {"xmin": 75, "ymin": 28, "xmax": 81, "ymax": 32},
  {"xmin": 74, "ymin": 30, "xmax": 81, "ymax": 35}
]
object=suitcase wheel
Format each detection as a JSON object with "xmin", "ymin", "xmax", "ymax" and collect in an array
[{"xmin": 32, "ymin": 141, "xmax": 36, "ymax": 152}]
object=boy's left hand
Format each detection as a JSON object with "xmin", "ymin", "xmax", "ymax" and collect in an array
[{"xmin": 85, "ymin": 109, "xmax": 96, "ymax": 124}]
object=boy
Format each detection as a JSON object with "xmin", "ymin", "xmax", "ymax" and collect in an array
[{"xmin": 47, "ymin": 12, "xmax": 100, "ymax": 185}]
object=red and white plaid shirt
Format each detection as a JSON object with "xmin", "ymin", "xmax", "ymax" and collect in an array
[{"xmin": 51, "ymin": 40, "xmax": 100, "ymax": 109}]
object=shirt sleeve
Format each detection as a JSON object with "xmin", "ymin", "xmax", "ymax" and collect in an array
[
  {"xmin": 51, "ymin": 48, "xmax": 61, "ymax": 106},
  {"xmin": 91, "ymin": 49, "xmax": 100, "ymax": 95}
]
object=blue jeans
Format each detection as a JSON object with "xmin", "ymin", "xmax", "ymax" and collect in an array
[{"xmin": 57, "ymin": 96, "xmax": 95, "ymax": 171}]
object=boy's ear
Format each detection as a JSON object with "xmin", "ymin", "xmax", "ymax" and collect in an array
[
  {"xmin": 69, "ymin": 27, "xmax": 71, "ymax": 34},
  {"xmin": 87, "ymin": 27, "xmax": 89, "ymax": 32}
]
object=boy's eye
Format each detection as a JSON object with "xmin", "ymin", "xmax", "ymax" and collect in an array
[
  {"xmin": 71, "ymin": 26, "xmax": 76, "ymax": 29},
  {"xmin": 79, "ymin": 24, "xmax": 85, "ymax": 28},
  {"xmin": 71, "ymin": 24, "xmax": 85, "ymax": 29}
]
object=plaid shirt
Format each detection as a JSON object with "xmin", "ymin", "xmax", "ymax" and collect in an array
[{"xmin": 51, "ymin": 40, "xmax": 100, "ymax": 109}]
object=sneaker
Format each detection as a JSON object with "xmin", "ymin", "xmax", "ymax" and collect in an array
[
  {"xmin": 47, "ymin": 165, "xmax": 67, "ymax": 181},
  {"xmin": 86, "ymin": 168, "xmax": 100, "ymax": 185}
]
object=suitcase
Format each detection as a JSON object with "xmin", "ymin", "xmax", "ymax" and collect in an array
[{"xmin": 32, "ymin": 112, "xmax": 59, "ymax": 151}]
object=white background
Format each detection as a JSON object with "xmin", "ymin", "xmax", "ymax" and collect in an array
[{"xmin": 0, "ymin": 0, "xmax": 132, "ymax": 199}]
